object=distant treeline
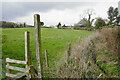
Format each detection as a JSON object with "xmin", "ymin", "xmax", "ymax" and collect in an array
[{"xmin": 0, "ymin": 21, "xmax": 33, "ymax": 28}]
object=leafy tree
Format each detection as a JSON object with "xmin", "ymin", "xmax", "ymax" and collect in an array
[
  {"xmin": 23, "ymin": 22, "xmax": 26, "ymax": 27},
  {"xmin": 40, "ymin": 22, "xmax": 44, "ymax": 26},
  {"xmin": 94, "ymin": 17, "xmax": 106, "ymax": 29},
  {"xmin": 20, "ymin": 23, "xmax": 23, "ymax": 27},
  {"xmin": 107, "ymin": 6, "xmax": 118, "ymax": 25},
  {"xmin": 114, "ymin": 8, "xmax": 118, "ymax": 25},
  {"xmin": 57, "ymin": 22, "xmax": 61, "ymax": 29},
  {"xmin": 108, "ymin": 6, "xmax": 114, "ymax": 25},
  {"xmin": 0, "ymin": 21, "xmax": 21, "ymax": 28}
]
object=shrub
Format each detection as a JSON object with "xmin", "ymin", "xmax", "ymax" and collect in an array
[
  {"xmin": 73, "ymin": 25, "xmax": 80, "ymax": 29},
  {"xmin": 94, "ymin": 17, "xmax": 106, "ymax": 29}
]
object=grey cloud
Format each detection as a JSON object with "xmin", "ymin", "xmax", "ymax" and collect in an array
[{"xmin": 2, "ymin": 2, "xmax": 96, "ymax": 21}]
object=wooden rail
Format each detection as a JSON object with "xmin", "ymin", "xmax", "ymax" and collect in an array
[
  {"xmin": 45, "ymin": 50, "xmax": 49, "ymax": 78},
  {"xmin": 6, "ymin": 58, "xmax": 26, "ymax": 64},
  {"xmin": 6, "ymin": 73, "xmax": 26, "ymax": 78},
  {"xmin": 6, "ymin": 65, "xmax": 29, "ymax": 73}
]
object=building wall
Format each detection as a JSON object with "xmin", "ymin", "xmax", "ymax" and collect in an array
[
  {"xmin": 118, "ymin": 1, "xmax": 120, "ymax": 25},
  {"xmin": 118, "ymin": 1, "xmax": 120, "ymax": 15}
]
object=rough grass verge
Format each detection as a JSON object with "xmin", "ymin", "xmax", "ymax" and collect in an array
[{"xmin": 54, "ymin": 27, "xmax": 120, "ymax": 78}]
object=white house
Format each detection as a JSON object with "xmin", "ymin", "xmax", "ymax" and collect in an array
[{"xmin": 118, "ymin": 1, "xmax": 120, "ymax": 16}]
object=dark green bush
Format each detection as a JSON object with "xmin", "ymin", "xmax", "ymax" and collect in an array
[{"xmin": 94, "ymin": 17, "xmax": 106, "ymax": 29}]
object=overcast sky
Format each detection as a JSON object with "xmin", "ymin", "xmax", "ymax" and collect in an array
[{"xmin": 1, "ymin": 0, "xmax": 120, "ymax": 26}]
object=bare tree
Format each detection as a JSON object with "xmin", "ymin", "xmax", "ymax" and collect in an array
[
  {"xmin": 79, "ymin": 14, "xmax": 86, "ymax": 20},
  {"xmin": 84, "ymin": 8, "xmax": 95, "ymax": 27},
  {"xmin": 75, "ymin": 8, "xmax": 95, "ymax": 28}
]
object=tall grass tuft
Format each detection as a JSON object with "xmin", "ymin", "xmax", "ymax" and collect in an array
[{"xmin": 99, "ymin": 27, "xmax": 120, "ymax": 56}]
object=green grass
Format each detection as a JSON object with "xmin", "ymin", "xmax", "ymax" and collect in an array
[{"xmin": 2, "ymin": 27, "xmax": 94, "ymax": 77}]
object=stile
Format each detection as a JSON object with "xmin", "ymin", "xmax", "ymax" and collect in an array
[
  {"xmin": 34, "ymin": 14, "xmax": 43, "ymax": 78},
  {"xmin": 6, "ymin": 26, "xmax": 37, "ymax": 78}
]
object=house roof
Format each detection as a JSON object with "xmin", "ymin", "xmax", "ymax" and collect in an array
[{"xmin": 62, "ymin": 25, "xmax": 67, "ymax": 27}]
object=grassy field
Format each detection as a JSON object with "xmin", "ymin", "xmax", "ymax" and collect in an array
[{"xmin": 2, "ymin": 27, "xmax": 94, "ymax": 77}]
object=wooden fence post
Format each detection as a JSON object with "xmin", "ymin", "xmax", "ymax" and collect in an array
[
  {"xmin": 25, "ymin": 31, "xmax": 32, "ymax": 78},
  {"xmin": 34, "ymin": 14, "xmax": 43, "ymax": 78},
  {"xmin": 45, "ymin": 50, "xmax": 49, "ymax": 78},
  {"xmin": 25, "ymin": 31, "xmax": 31, "ymax": 68}
]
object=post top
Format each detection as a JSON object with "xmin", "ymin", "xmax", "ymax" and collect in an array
[{"xmin": 34, "ymin": 14, "xmax": 40, "ymax": 16}]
